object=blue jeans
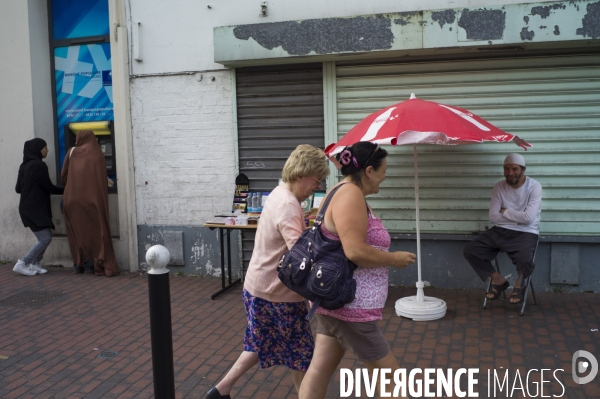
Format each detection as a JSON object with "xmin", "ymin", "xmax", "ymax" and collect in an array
[{"xmin": 22, "ymin": 228, "xmax": 52, "ymax": 264}]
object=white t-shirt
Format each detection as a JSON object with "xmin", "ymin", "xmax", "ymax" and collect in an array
[{"xmin": 489, "ymin": 176, "xmax": 542, "ymax": 235}]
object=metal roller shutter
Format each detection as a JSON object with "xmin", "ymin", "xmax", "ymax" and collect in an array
[
  {"xmin": 236, "ymin": 63, "xmax": 325, "ymax": 269},
  {"xmin": 334, "ymin": 53, "xmax": 600, "ymax": 236}
]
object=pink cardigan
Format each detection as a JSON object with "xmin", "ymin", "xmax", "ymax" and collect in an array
[{"xmin": 243, "ymin": 185, "xmax": 305, "ymax": 303}]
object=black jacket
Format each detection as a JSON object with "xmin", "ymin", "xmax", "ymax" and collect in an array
[{"xmin": 16, "ymin": 141, "xmax": 63, "ymax": 231}]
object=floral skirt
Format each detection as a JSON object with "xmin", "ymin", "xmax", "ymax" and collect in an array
[{"xmin": 243, "ymin": 288, "xmax": 314, "ymax": 371}]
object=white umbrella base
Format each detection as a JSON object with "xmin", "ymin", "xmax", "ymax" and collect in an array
[{"xmin": 395, "ymin": 296, "xmax": 447, "ymax": 321}]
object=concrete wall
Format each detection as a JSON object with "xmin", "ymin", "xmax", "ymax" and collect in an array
[
  {"xmin": 130, "ymin": 71, "xmax": 237, "ymax": 270},
  {"xmin": 0, "ymin": 1, "xmax": 34, "ymax": 262},
  {"xmin": 0, "ymin": 0, "xmax": 71, "ymax": 264},
  {"xmin": 130, "ymin": 72, "xmax": 236, "ymax": 225},
  {"xmin": 127, "ymin": 0, "xmax": 539, "ymax": 74},
  {"xmin": 214, "ymin": 1, "xmax": 598, "ymax": 65},
  {"xmin": 389, "ymin": 237, "xmax": 600, "ymax": 293},
  {"xmin": 137, "ymin": 225, "xmax": 242, "ymax": 278}
]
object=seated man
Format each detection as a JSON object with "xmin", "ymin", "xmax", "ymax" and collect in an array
[{"xmin": 464, "ymin": 153, "xmax": 542, "ymax": 304}]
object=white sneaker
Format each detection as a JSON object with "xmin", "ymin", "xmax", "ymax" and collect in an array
[
  {"xmin": 30, "ymin": 262, "xmax": 48, "ymax": 274},
  {"xmin": 13, "ymin": 260, "xmax": 37, "ymax": 276}
]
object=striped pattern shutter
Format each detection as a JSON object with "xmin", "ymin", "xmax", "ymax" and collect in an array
[
  {"xmin": 236, "ymin": 63, "xmax": 325, "ymax": 269},
  {"xmin": 335, "ymin": 53, "xmax": 600, "ymax": 236}
]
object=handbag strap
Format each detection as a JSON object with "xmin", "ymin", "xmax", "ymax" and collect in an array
[
  {"xmin": 313, "ymin": 183, "xmax": 347, "ymax": 227},
  {"xmin": 305, "ymin": 298, "xmax": 322, "ymax": 320}
]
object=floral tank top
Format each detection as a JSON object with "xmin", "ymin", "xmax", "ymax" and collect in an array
[{"xmin": 316, "ymin": 211, "xmax": 391, "ymax": 322}]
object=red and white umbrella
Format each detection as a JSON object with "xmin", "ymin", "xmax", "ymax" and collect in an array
[
  {"xmin": 325, "ymin": 94, "xmax": 530, "ymax": 157},
  {"xmin": 325, "ymin": 94, "xmax": 531, "ymax": 321}
]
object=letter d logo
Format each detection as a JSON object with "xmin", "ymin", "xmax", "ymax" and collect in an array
[{"xmin": 572, "ymin": 350, "xmax": 598, "ymax": 384}]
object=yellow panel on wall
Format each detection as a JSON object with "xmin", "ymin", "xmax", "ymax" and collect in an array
[{"xmin": 68, "ymin": 121, "xmax": 111, "ymax": 136}]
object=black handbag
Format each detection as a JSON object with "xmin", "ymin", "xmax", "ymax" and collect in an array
[{"xmin": 278, "ymin": 183, "xmax": 357, "ymax": 320}]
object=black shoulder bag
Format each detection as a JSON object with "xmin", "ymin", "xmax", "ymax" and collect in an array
[{"xmin": 278, "ymin": 183, "xmax": 357, "ymax": 320}]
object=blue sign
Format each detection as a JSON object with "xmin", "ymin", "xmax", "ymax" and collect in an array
[
  {"xmin": 52, "ymin": 0, "xmax": 109, "ymax": 40},
  {"xmin": 102, "ymin": 70, "xmax": 112, "ymax": 86},
  {"xmin": 54, "ymin": 43, "xmax": 113, "ymax": 166}
]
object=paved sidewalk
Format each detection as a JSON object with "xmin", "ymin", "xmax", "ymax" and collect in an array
[{"xmin": 0, "ymin": 263, "xmax": 598, "ymax": 398}]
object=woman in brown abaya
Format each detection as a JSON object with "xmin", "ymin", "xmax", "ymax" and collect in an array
[{"xmin": 61, "ymin": 130, "xmax": 120, "ymax": 277}]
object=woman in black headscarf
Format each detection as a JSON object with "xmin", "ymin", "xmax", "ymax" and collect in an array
[{"xmin": 14, "ymin": 138, "xmax": 63, "ymax": 276}]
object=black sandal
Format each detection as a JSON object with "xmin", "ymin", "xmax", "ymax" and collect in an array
[
  {"xmin": 510, "ymin": 287, "xmax": 525, "ymax": 304},
  {"xmin": 487, "ymin": 281, "xmax": 509, "ymax": 300},
  {"xmin": 206, "ymin": 387, "xmax": 231, "ymax": 399}
]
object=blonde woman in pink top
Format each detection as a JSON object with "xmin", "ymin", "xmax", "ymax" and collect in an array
[
  {"xmin": 206, "ymin": 145, "xmax": 329, "ymax": 399},
  {"xmin": 299, "ymin": 142, "xmax": 416, "ymax": 399}
]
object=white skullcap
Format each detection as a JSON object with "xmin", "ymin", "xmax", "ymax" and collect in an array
[{"xmin": 504, "ymin": 153, "xmax": 525, "ymax": 167}]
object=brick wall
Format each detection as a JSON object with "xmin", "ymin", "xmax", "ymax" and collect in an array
[{"xmin": 131, "ymin": 70, "xmax": 236, "ymax": 225}]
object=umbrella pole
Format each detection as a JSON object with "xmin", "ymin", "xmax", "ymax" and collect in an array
[
  {"xmin": 413, "ymin": 145, "xmax": 424, "ymax": 302},
  {"xmin": 394, "ymin": 145, "xmax": 446, "ymax": 321}
]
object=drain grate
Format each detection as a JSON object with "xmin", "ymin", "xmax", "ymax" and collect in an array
[
  {"xmin": 98, "ymin": 351, "xmax": 118, "ymax": 359},
  {"xmin": 0, "ymin": 290, "xmax": 67, "ymax": 308}
]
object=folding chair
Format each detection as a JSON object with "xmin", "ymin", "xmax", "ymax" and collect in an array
[{"xmin": 482, "ymin": 240, "xmax": 539, "ymax": 316}]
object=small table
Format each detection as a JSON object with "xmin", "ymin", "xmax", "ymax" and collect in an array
[{"xmin": 203, "ymin": 223, "xmax": 257, "ymax": 299}]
